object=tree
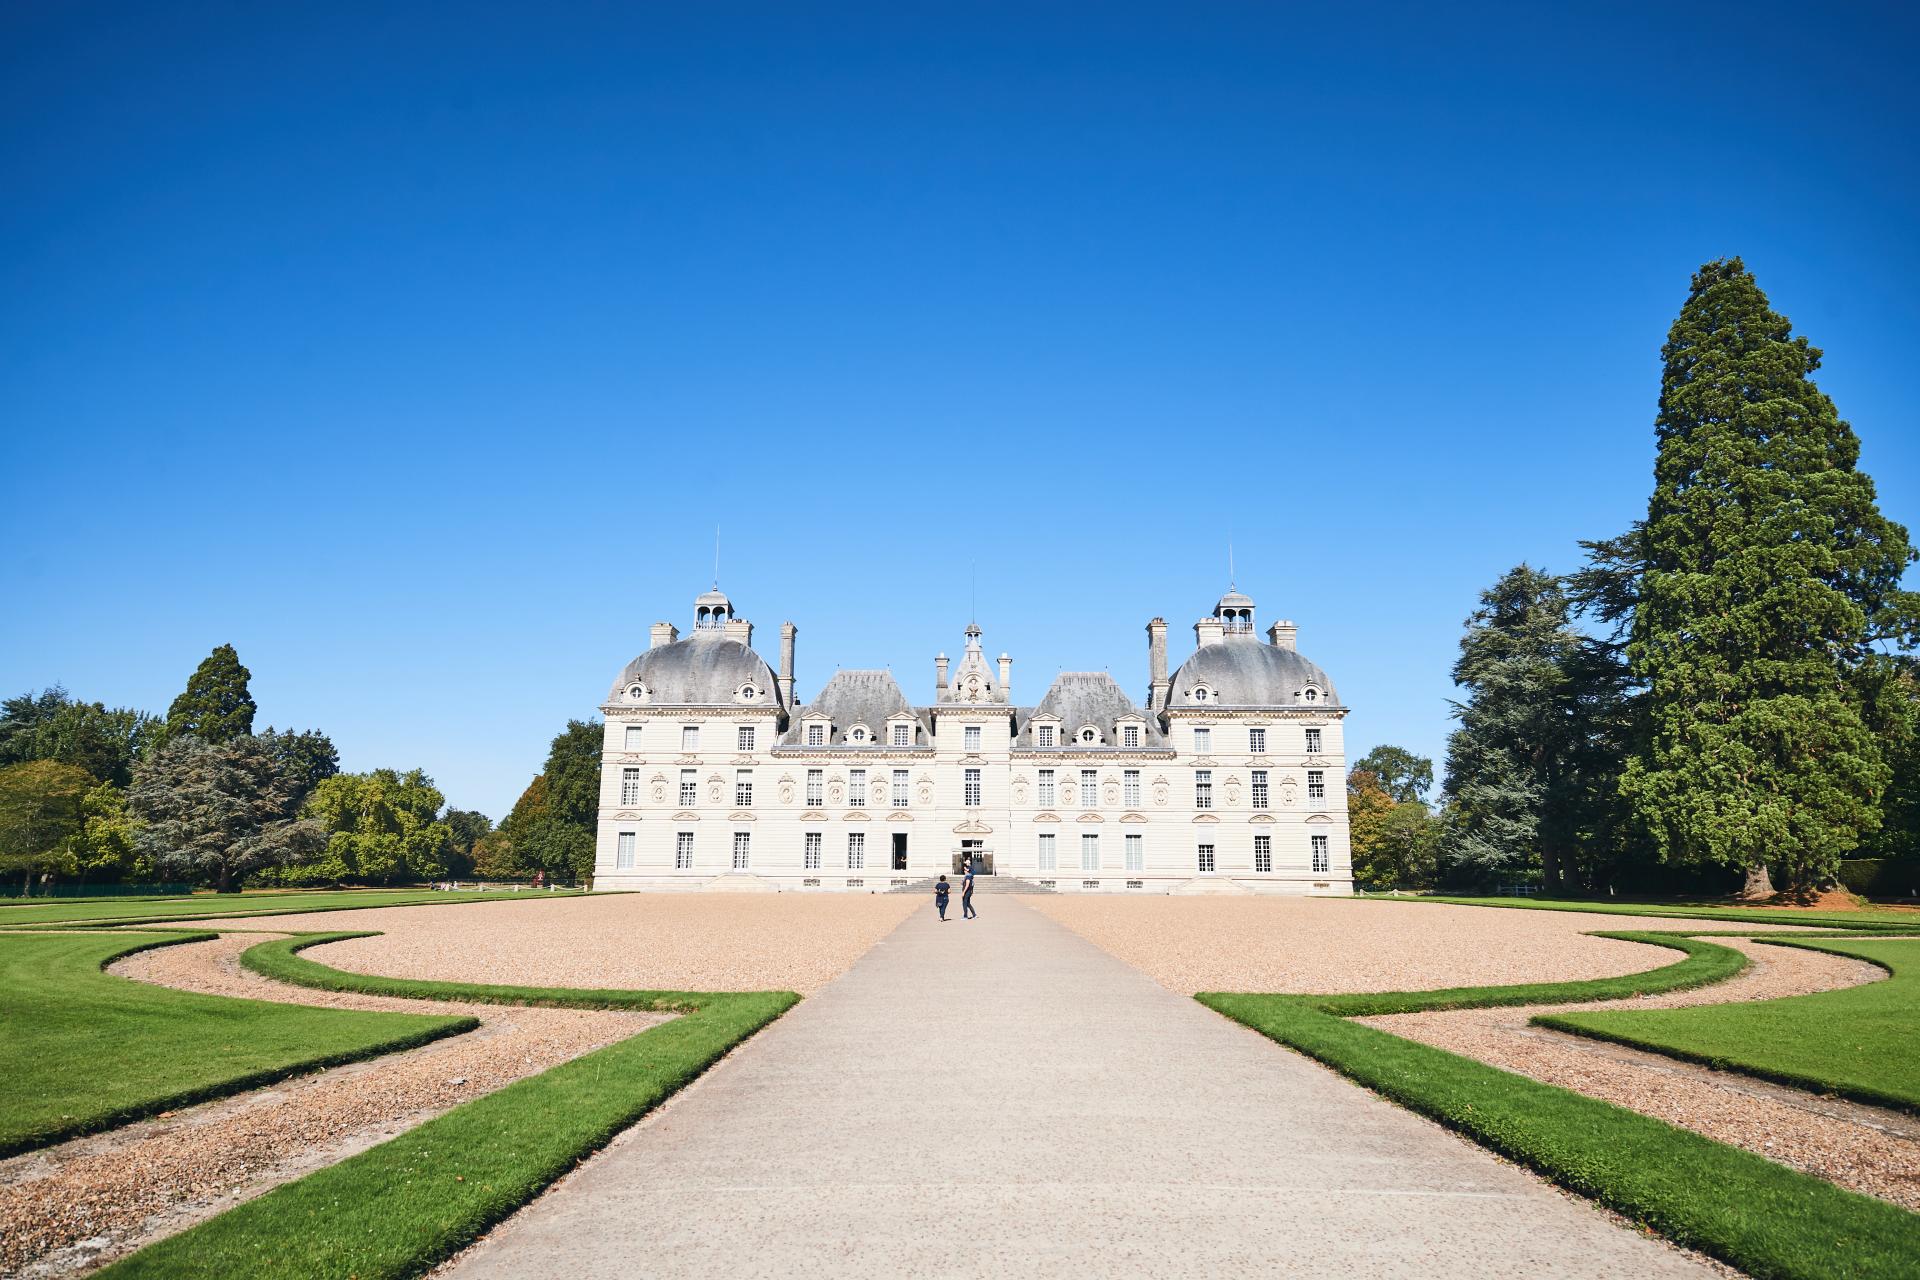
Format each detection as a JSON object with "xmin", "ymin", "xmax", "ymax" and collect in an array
[
  {"xmin": 442, "ymin": 808, "xmax": 492, "ymax": 878},
  {"xmin": 128, "ymin": 735, "xmax": 322, "ymax": 891},
  {"xmin": 470, "ymin": 829, "xmax": 520, "ymax": 879},
  {"xmin": 508, "ymin": 814, "xmax": 594, "ymax": 880},
  {"xmin": 162, "ymin": 645, "xmax": 256, "ymax": 744},
  {"xmin": 539, "ymin": 720, "xmax": 603, "ymax": 828},
  {"xmin": 258, "ymin": 727, "xmax": 340, "ymax": 812},
  {"xmin": 1623, "ymin": 259, "xmax": 1919, "ymax": 895},
  {"xmin": 1351, "ymin": 746, "xmax": 1433, "ymax": 804},
  {"xmin": 71, "ymin": 781, "xmax": 143, "ymax": 885},
  {"xmin": 0, "ymin": 761, "xmax": 91, "ymax": 893},
  {"xmin": 302, "ymin": 769, "xmax": 453, "ymax": 884},
  {"xmin": 1345, "ymin": 769, "xmax": 1396, "ymax": 884},
  {"xmin": 1363, "ymin": 802, "xmax": 1440, "ymax": 890},
  {"xmin": 0, "ymin": 687, "xmax": 163, "ymax": 788}
]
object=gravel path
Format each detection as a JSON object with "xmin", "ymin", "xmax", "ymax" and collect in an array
[
  {"xmin": 1360, "ymin": 937, "xmax": 1920, "ymax": 1209},
  {"xmin": 0, "ymin": 934, "xmax": 664, "ymax": 1278},
  {"xmin": 190, "ymin": 892, "xmax": 922, "ymax": 995}
]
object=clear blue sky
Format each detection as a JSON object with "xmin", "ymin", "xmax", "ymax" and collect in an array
[{"xmin": 4, "ymin": 2, "xmax": 1916, "ymax": 818}]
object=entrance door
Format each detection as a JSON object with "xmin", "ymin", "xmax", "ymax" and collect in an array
[
  {"xmin": 957, "ymin": 839, "xmax": 990, "ymax": 875},
  {"xmin": 892, "ymin": 833, "xmax": 908, "ymax": 871}
]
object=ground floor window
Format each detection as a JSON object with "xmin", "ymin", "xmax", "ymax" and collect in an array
[
  {"xmin": 1037, "ymin": 833, "xmax": 1056, "ymax": 871},
  {"xmin": 1081, "ymin": 833, "xmax": 1099, "ymax": 871},
  {"xmin": 804, "ymin": 831, "xmax": 822, "ymax": 869},
  {"xmin": 675, "ymin": 831, "xmax": 694, "ymax": 869},
  {"xmin": 616, "ymin": 830, "xmax": 635, "ymax": 869},
  {"xmin": 1197, "ymin": 843, "xmax": 1215, "ymax": 873},
  {"xmin": 1253, "ymin": 834, "xmax": 1271, "ymax": 873},
  {"xmin": 1125, "ymin": 833, "xmax": 1142, "ymax": 871},
  {"xmin": 732, "ymin": 831, "xmax": 751, "ymax": 870},
  {"xmin": 848, "ymin": 831, "xmax": 865, "ymax": 870},
  {"xmin": 1311, "ymin": 834, "xmax": 1329, "ymax": 873}
]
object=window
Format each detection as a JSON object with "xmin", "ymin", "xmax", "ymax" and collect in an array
[
  {"xmin": 1194, "ymin": 769, "xmax": 1213, "ymax": 809},
  {"xmin": 620, "ymin": 767, "xmax": 641, "ymax": 805},
  {"xmin": 1312, "ymin": 834, "xmax": 1330, "ymax": 873},
  {"xmin": 849, "ymin": 727, "xmax": 868, "ymax": 743},
  {"xmin": 806, "ymin": 722, "xmax": 826, "ymax": 747},
  {"xmin": 892, "ymin": 722, "xmax": 911, "ymax": 747},
  {"xmin": 734, "ymin": 770, "xmax": 753, "ymax": 807},
  {"xmin": 1080, "ymin": 769, "xmax": 1098, "ymax": 808},
  {"xmin": 624, "ymin": 725, "xmax": 643, "ymax": 751},
  {"xmin": 1125, "ymin": 833, "xmax": 1143, "ymax": 871},
  {"xmin": 1249, "ymin": 727, "xmax": 1266, "ymax": 754},
  {"xmin": 1194, "ymin": 688, "xmax": 1211, "ymax": 703},
  {"xmin": 891, "ymin": 769, "xmax": 909, "ymax": 808},
  {"xmin": 679, "ymin": 769, "xmax": 697, "ymax": 805},
  {"xmin": 1197, "ymin": 843, "xmax": 1216, "ymax": 873},
  {"xmin": 1122, "ymin": 724, "xmax": 1140, "ymax": 749},
  {"xmin": 1308, "ymin": 770, "xmax": 1326, "ymax": 799},
  {"xmin": 848, "ymin": 768, "xmax": 866, "ymax": 807},
  {"xmin": 964, "ymin": 725, "xmax": 981, "ymax": 752},
  {"xmin": 616, "ymin": 831, "xmax": 635, "ymax": 869},
  {"xmin": 1254, "ymin": 834, "xmax": 1272, "ymax": 873},
  {"xmin": 1251, "ymin": 770, "xmax": 1269, "ymax": 810},
  {"xmin": 1037, "ymin": 833, "xmax": 1057, "ymax": 871},
  {"xmin": 1036, "ymin": 724, "xmax": 1055, "ymax": 748},
  {"xmin": 964, "ymin": 768, "xmax": 982, "ymax": 807},
  {"xmin": 1305, "ymin": 727, "xmax": 1322, "ymax": 753},
  {"xmin": 806, "ymin": 768, "xmax": 823, "ymax": 806},
  {"xmin": 1305, "ymin": 688, "xmax": 1319, "ymax": 703},
  {"xmin": 804, "ymin": 831, "xmax": 822, "ymax": 869},
  {"xmin": 738, "ymin": 726, "xmax": 755, "ymax": 751},
  {"xmin": 1079, "ymin": 727, "xmax": 1097, "ymax": 744},
  {"xmin": 847, "ymin": 832, "xmax": 865, "ymax": 870},
  {"xmin": 681, "ymin": 725, "xmax": 700, "ymax": 751},
  {"xmin": 1193, "ymin": 726, "xmax": 1212, "ymax": 752},
  {"xmin": 1081, "ymin": 833, "xmax": 1099, "ymax": 871},
  {"xmin": 675, "ymin": 831, "xmax": 694, "ymax": 869},
  {"xmin": 1123, "ymin": 769, "xmax": 1140, "ymax": 807},
  {"xmin": 732, "ymin": 831, "xmax": 751, "ymax": 870},
  {"xmin": 1037, "ymin": 769, "xmax": 1056, "ymax": 807}
]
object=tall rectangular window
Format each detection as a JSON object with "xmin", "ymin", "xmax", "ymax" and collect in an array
[
  {"xmin": 892, "ymin": 769, "xmax": 909, "ymax": 807},
  {"xmin": 1036, "ymin": 724, "xmax": 1055, "ymax": 748},
  {"xmin": 732, "ymin": 831, "xmax": 751, "ymax": 870},
  {"xmin": 848, "ymin": 768, "xmax": 866, "ymax": 807},
  {"xmin": 1251, "ymin": 770, "xmax": 1269, "ymax": 810},
  {"xmin": 1312, "ymin": 834, "xmax": 1330, "ymax": 873},
  {"xmin": 675, "ymin": 831, "xmax": 694, "ymax": 869},
  {"xmin": 964, "ymin": 725, "xmax": 981, "ymax": 752},
  {"xmin": 1125, "ymin": 833, "xmax": 1143, "ymax": 871},
  {"xmin": 803, "ymin": 831, "xmax": 822, "ymax": 869},
  {"xmin": 1305, "ymin": 727, "xmax": 1322, "ymax": 753},
  {"xmin": 616, "ymin": 831, "xmax": 635, "ymax": 869},
  {"xmin": 847, "ymin": 832, "xmax": 865, "ymax": 870},
  {"xmin": 624, "ymin": 725, "xmax": 643, "ymax": 751},
  {"xmin": 737, "ymin": 726, "xmax": 755, "ymax": 751},
  {"xmin": 1193, "ymin": 726, "xmax": 1212, "ymax": 753},
  {"xmin": 679, "ymin": 769, "xmax": 697, "ymax": 805},
  {"xmin": 1038, "ymin": 769, "xmax": 1055, "ymax": 806},
  {"xmin": 620, "ymin": 767, "xmax": 641, "ymax": 805},
  {"xmin": 1307, "ymin": 770, "xmax": 1326, "ymax": 799},
  {"xmin": 1080, "ymin": 769, "xmax": 1098, "ymax": 808},
  {"xmin": 1194, "ymin": 769, "xmax": 1212, "ymax": 809},
  {"xmin": 1123, "ymin": 769, "xmax": 1140, "ymax": 807},
  {"xmin": 1081, "ymin": 833, "xmax": 1099, "ymax": 871},
  {"xmin": 806, "ymin": 768, "xmax": 823, "ymax": 806},
  {"xmin": 1197, "ymin": 843, "xmax": 1216, "ymax": 873},
  {"xmin": 1248, "ymin": 727, "xmax": 1266, "ymax": 754},
  {"xmin": 1122, "ymin": 724, "xmax": 1140, "ymax": 749},
  {"xmin": 1254, "ymin": 834, "xmax": 1272, "ymax": 873},
  {"xmin": 1037, "ymin": 833, "xmax": 1056, "ymax": 871},
  {"xmin": 892, "ymin": 722, "xmax": 911, "ymax": 747},
  {"xmin": 681, "ymin": 725, "xmax": 700, "ymax": 751},
  {"xmin": 807, "ymin": 723, "xmax": 826, "ymax": 747},
  {"xmin": 964, "ymin": 768, "xmax": 982, "ymax": 807},
  {"xmin": 734, "ymin": 770, "xmax": 753, "ymax": 807}
]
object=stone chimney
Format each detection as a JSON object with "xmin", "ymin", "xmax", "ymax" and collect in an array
[
  {"xmin": 650, "ymin": 622, "xmax": 679, "ymax": 649},
  {"xmin": 935, "ymin": 652, "xmax": 949, "ymax": 694},
  {"xmin": 997, "ymin": 652, "xmax": 1012, "ymax": 700},
  {"xmin": 1267, "ymin": 619, "xmax": 1297, "ymax": 651},
  {"xmin": 724, "ymin": 617, "xmax": 753, "ymax": 646},
  {"xmin": 1193, "ymin": 616, "xmax": 1225, "ymax": 649},
  {"xmin": 1146, "ymin": 618, "xmax": 1169, "ymax": 713},
  {"xmin": 778, "ymin": 621, "xmax": 797, "ymax": 705}
]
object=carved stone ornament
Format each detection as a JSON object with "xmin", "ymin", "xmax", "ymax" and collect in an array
[
  {"xmin": 778, "ymin": 779, "xmax": 796, "ymax": 805},
  {"xmin": 1224, "ymin": 777, "xmax": 1243, "ymax": 806},
  {"xmin": 650, "ymin": 777, "xmax": 668, "ymax": 804},
  {"xmin": 828, "ymin": 779, "xmax": 845, "ymax": 805},
  {"xmin": 706, "ymin": 776, "xmax": 724, "ymax": 805},
  {"xmin": 916, "ymin": 777, "xmax": 935, "ymax": 805},
  {"xmin": 1012, "ymin": 778, "xmax": 1029, "ymax": 805},
  {"xmin": 1102, "ymin": 780, "xmax": 1120, "ymax": 806},
  {"xmin": 1152, "ymin": 777, "xmax": 1170, "ymax": 807},
  {"xmin": 870, "ymin": 780, "xmax": 887, "ymax": 806},
  {"xmin": 1280, "ymin": 778, "xmax": 1299, "ymax": 807}
]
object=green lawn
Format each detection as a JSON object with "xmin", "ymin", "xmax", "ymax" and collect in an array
[
  {"xmin": 1540, "ymin": 936, "xmax": 1920, "ymax": 1114},
  {"xmin": 1369, "ymin": 893, "xmax": 1920, "ymax": 932},
  {"xmin": 0, "ymin": 931, "xmax": 474, "ymax": 1156},
  {"xmin": 0, "ymin": 886, "xmax": 585, "ymax": 928}
]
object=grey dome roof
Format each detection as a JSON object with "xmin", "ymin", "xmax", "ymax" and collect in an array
[
  {"xmin": 781, "ymin": 670, "xmax": 929, "ymax": 746},
  {"xmin": 1168, "ymin": 642, "xmax": 1339, "ymax": 707},
  {"xmin": 608, "ymin": 632, "xmax": 780, "ymax": 706},
  {"xmin": 1016, "ymin": 672, "xmax": 1164, "ymax": 747}
]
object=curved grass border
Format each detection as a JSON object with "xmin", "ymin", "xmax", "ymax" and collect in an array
[
  {"xmin": 0, "ymin": 888, "xmax": 590, "ymax": 931},
  {"xmin": 99, "ymin": 934, "xmax": 798, "ymax": 1280},
  {"xmin": 241, "ymin": 931, "xmax": 708, "ymax": 1011},
  {"xmin": 1200, "ymin": 931, "xmax": 1920, "ymax": 1279},
  {"xmin": 3, "ymin": 931, "xmax": 478, "ymax": 1158},
  {"xmin": 1356, "ymin": 893, "xmax": 1920, "ymax": 933}
]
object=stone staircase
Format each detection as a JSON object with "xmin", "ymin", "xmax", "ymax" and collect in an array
[{"xmin": 887, "ymin": 875, "xmax": 1056, "ymax": 895}]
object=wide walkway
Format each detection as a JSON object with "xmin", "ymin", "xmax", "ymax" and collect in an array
[{"xmin": 449, "ymin": 898, "xmax": 1713, "ymax": 1278}]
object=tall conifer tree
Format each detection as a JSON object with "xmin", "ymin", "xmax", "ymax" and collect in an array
[
  {"xmin": 1624, "ymin": 259, "xmax": 1918, "ymax": 894},
  {"xmin": 163, "ymin": 645, "xmax": 257, "ymax": 744}
]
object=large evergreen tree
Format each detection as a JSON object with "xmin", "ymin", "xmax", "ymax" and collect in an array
[
  {"xmin": 1623, "ymin": 259, "xmax": 1919, "ymax": 894},
  {"xmin": 128, "ymin": 734, "xmax": 322, "ymax": 890},
  {"xmin": 163, "ymin": 645, "xmax": 257, "ymax": 744},
  {"xmin": 0, "ymin": 687, "xmax": 162, "ymax": 787}
]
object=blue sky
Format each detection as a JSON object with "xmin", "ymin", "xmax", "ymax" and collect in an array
[{"xmin": 4, "ymin": 2, "xmax": 1917, "ymax": 818}]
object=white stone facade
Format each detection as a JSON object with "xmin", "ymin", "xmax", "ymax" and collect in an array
[{"xmin": 594, "ymin": 587, "xmax": 1352, "ymax": 894}]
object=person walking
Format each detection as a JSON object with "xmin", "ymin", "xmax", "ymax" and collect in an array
[
  {"xmin": 934, "ymin": 874, "xmax": 951, "ymax": 921},
  {"xmin": 961, "ymin": 864, "xmax": 977, "ymax": 920}
]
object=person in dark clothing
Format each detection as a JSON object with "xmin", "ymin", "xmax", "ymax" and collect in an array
[
  {"xmin": 961, "ymin": 866, "xmax": 977, "ymax": 919},
  {"xmin": 934, "ymin": 874, "xmax": 951, "ymax": 920}
]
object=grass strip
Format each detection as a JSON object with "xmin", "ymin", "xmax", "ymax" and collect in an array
[
  {"xmin": 0, "ymin": 931, "xmax": 474, "ymax": 1157},
  {"xmin": 1539, "ymin": 936, "xmax": 1920, "ymax": 1115},
  {"xmin": 1364, "ymin": 893, "xmax": 1920, "ymax": 932},
  {"xmin": 243, "ymin": 931, "xmax": 710, "ymax": 1011},
  {"xmin": 0, "ymin": 887, "xmax": 588, "ymax": 929}
]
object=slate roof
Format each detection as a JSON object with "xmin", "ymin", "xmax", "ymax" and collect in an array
[
  {"xmin": 607, "ymin": 631, "xmax": 782, "ymax": 707},
  {"xmin": 1168, "ymin": 640, "xmax": 1339, "ymax": 708},
  {"xmin": 780, "ymin": 670, "xmax": 932, "ymax": 746},
  {"xmin": 1013, "ymin": 672, "xmax": 1165, "ymax": 747}
]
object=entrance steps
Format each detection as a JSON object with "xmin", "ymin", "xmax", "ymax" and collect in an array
[{"xmin": 886, "ymin": 875, "xmax": 1055, "ymax": 895}]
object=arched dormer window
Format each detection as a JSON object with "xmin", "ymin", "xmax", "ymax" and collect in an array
[
  {"xmin": 849, "ymin": 726, "xmax": 869, "ymax": 744},
  {"xmin": 1303, "ymin": 687, "xmax": 1319, "ymax": 703},
  {"xmin": 1079, "ymin": 727, "xmax": 1099, "ymax": 744}
]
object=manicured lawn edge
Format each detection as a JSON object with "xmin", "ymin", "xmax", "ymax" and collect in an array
[
  {"xmin": 0, "ymin": 890, "xmax": 591, "ymax": 931},
  {"xmin": 2, "ymin": 931, "xmax": 478, "ymax": 1159},
  {"xmin": 242, "ymin": 932, "xmax": 710, "ymax": 1011},
  {"xmin": 1357, "ymin": 893, "xmax": 1920, "ymax": 933},
  {"xmin": 1199, "ymin": 932, "xmax": 1920, "ymax": 1279},
  {"xmin": 99, "ymin": 964, "xmax": 797, "ymax": 1279}
]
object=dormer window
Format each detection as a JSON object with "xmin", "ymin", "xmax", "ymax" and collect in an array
[
  {"xmin": 806, "ymin": 722, "xmax": 826, "ymax": 748},
  {"xmin": 740, "ymin": 684, "xmax": 757, "ymax": 701},
  {"xmin": 1192, "ymin": 686, "xmax": 1212, "ymax": 703},
  {"xmin": 1079, "ymin": 727, "xmax": 1098, "ymax": 744},
  {"xmin": 891, "ymin": 722, "xmax": 911, "ymax": 747},
  {"xmin": 1036, "ymin": 724, "xmax": 1055, "ymax": 748},
  {"xmin": 626, "ymin": 683, "xmax": 646, "ymax": 702},
  {"xmin": 849, "ymin": 726, "xmax": 869, "ymax": 744},
  {"xmin": 1122, "ymin": 724, "xmax": 1140, "ymax": 749},
  {"xmin": 1304, "ymin": 687, "xmax": 1319, "ymax": 703}
]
